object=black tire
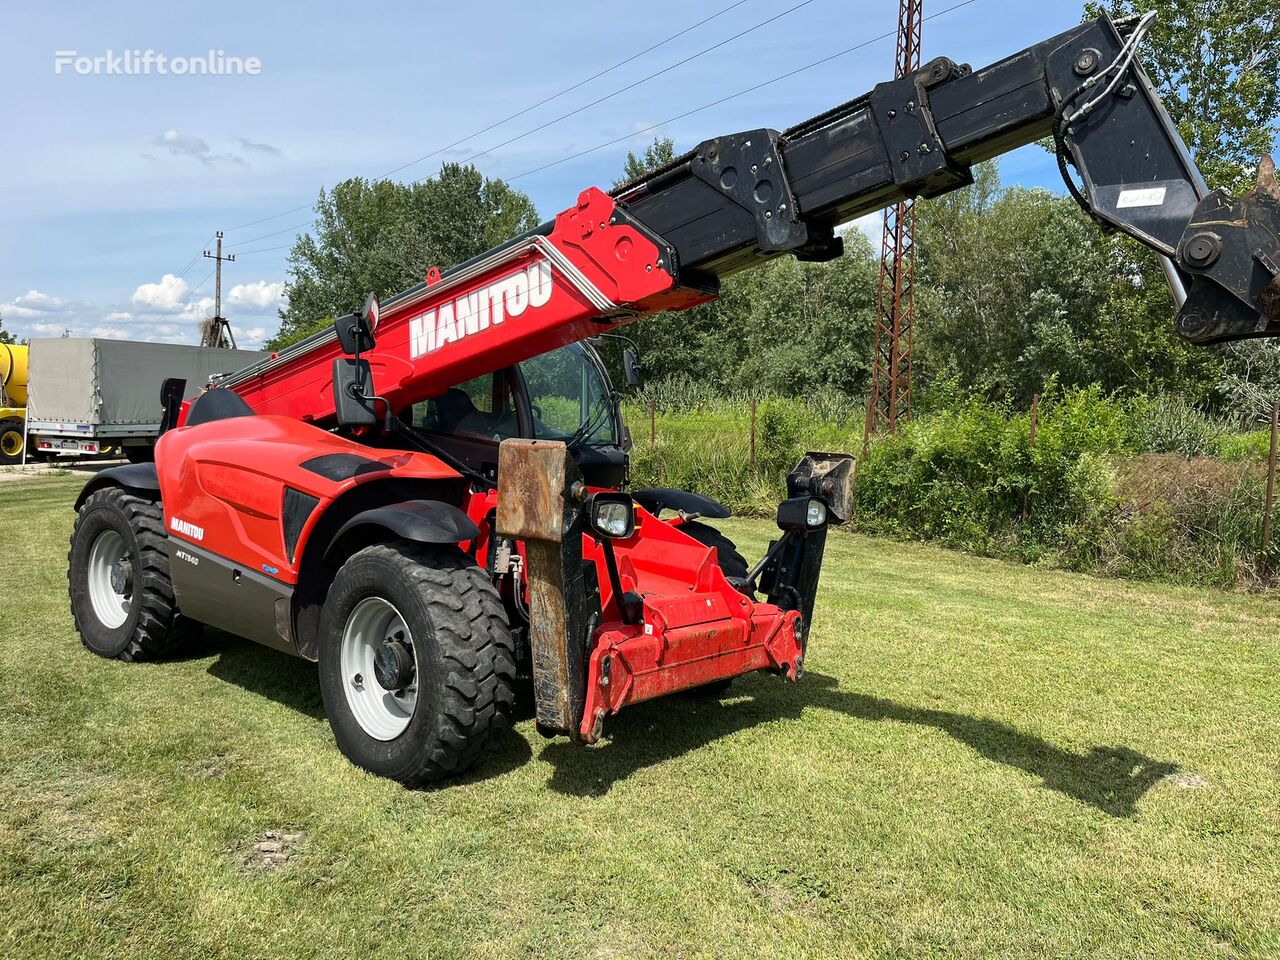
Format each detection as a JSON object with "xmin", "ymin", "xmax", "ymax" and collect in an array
[
  {"xmin": 318, "ymin": 541, "xmax": 517, "ymax": 786},
  {"xmin": 679, "ymin": 520, "xmax": 750, "ymax": 579},
  {"xmin": 0, "ymin": 418, "xmax": 25, "ymax": 465},
  {"xmin": 678, "ymin": 521, "xmax": 750, "ymax": 697},
  {"xmin": 68, "ymin": 488, "xmax": 199, "ymax": 661},
  {"xmin": 124, "ymin": 444, "xmax": 154, "ymax": 464}
]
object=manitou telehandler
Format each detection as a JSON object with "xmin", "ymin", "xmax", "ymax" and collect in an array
[{"xmin": 67, "ymin": 13, "xmax": 1280, "ymax": 784}]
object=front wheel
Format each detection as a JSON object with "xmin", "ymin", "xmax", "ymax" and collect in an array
[
  {"xmin": 318, "ymin": 542, "xmax": 517, "ymax": 786},
  {"xmin": 68, "ymin": 488, "xmax": 198, "ymax": 660}
]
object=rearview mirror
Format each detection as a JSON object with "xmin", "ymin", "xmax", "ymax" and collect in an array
[
  {"xmin": 623, "ymin": 347, "xmax": 642, "ymax": 387},
  {"xmin": 335, "ymin": 293, "xmax": 379, "ymax": 355},
  {"xmin": 333, "ymin": 358, "xmax": 378, "ymax": 428}
]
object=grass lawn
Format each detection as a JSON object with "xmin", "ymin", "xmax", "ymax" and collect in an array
[{"xmin": 1, "ymin": 475, "xmax": 1278, "ymax": 959}]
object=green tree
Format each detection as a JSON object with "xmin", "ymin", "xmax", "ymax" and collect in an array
[
  {"xmin": 603, "ymin": 136, "xmax": 878, "ymax": 395},
  {"xmin": 1085, "ymin": 0, "xmax": 1279, "ymax": 191},
  {"xmin": 1082, "ymin": 1, "xmax": 1280, "ymax": 415},
  {"xmin": 0, "ymin": 310, "xmax": 13, "ymax": 345},
  {"xmin": 913, "ymin": 162, "xmax": 1222, "ymax": 404},
  {"xmin": 614, "ymin": 136, "xmax": 676, "ymax": 188},
  {"xmin": 271, "ymin": 164, "xmax": 539, "ymax": 349}
]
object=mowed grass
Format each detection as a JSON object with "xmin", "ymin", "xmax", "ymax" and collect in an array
[{"xmin": 1, "ymin": 477, "xmax": 1278, "ymax": 959}]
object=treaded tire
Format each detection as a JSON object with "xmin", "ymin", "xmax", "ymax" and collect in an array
[
  {"xmin": 318, "ymin": 541, "xmax": 517, "ymax": 786},
  {"xmin": 679, "ymin": 520, "xmax": 750, "ymax": 579},
  {"xmin": 0, "ymin": 418, "xmax": 24, "ymax": 465},
  {"xmin": 68, "ymin": 488, "xmax": 199, "ymax": 661},
  {"xmin": 678, "ymin": 521, "xmax": 750, "ymax": 697}
]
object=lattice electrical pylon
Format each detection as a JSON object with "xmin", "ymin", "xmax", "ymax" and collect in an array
[{"xmin": 864, "ymin": 0, "xmax": 922, "ymax": 455}]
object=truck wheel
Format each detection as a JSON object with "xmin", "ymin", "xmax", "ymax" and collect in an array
[
  {"xmin": 678, "ymin": 521, "xmax": 750, "ymax": 697},
  {"xmin": 124, "ymin": 445, "xmax": 154, "ymax": 464},
  {"xmin": 68, "ymin": 488, "xmax": 198, "ymax": 661},
  {"xmin": 0, "ymin": 419, "xmax": 24, "ymax": 465},
  {"xmin": 318, "ymin": 542, "xmax": 517, "ymax": 786}
]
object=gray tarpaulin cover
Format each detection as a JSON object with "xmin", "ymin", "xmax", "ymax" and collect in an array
[{"xmin": 27, "ymin": 339, "xmax": 263, "ymax": 426}]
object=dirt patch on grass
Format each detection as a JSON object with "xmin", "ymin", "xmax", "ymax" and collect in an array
[
  {"xmin": 193, "ymin": 753, "xmax": 238, "ymax": 779},
  {"xmin": 235, "ymin": 829, "xmax": 307, "ymax": 871},
  {"xmin": 1161, "ymin": 771, "xmax": 1210, "ymax": 790}
]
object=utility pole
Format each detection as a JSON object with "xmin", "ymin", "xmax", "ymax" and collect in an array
[
  {"xmin": 202, "ymin": 231, "xmax": 237, "ymax": 349},
  {"xmin": 863, "ymin": 0, "xmax": 922, "ymax": 458}
]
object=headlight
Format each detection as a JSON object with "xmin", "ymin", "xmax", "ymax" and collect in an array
[
  {"xmin": 806, "ymin": 499, "xmax": 827, "ymax": 528},
  {"xmin": 777, "ymin": 496, "xmax": 829, "ymax": 532},
  {"xmin": 588, "ymin": 494, "xmax": 635, "ymax": 539}
]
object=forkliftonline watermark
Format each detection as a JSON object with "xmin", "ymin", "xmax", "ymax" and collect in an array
[{"xmin": 54, "ymin": 49, "xmax": 261, "ymax": 76}]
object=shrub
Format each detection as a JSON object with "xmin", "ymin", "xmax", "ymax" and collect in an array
[
  {"xmin": 1127, "ymin": 394, "xmax": 1228, "ymax": 457},
  {"xmin": 851, "ymin": 387, "xmax": 1121, "ymax": 559},
  {"xmin": 1211, "ymin": 428, "xmax": 1272, "ymax": 462},
  {"xmin": 1063, "ymin": 454, "xmax": 1272, "ymax": 588}
]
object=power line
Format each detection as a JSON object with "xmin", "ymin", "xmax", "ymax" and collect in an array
[
  {"xmin": 224, "ymin": 0, "xmax": 755, "ymax": 233},
  {"xmin": 231, "ymin": 219, "xmax": 315, "ymax": 249},
  {"xmin": 506, "ymin": 0, "xmax": 978, "ymax": 183},
  {"xmin": 233, "ymin": 243, "xmax": 292, "ymax": 256},
  {"xmin": 410, "ymin": 0, "xmax": 822, "ymax": 184},
  {"xmin": 145, "ymin": 270, "xmax": 216, "ymax": 330},
  {"xmin": 228, "ymin": 0, "xmax": 977, "ymax": 254},
  {"xmin": 117, "ymin": 236, "xmax": 213, "ymax": 326}
]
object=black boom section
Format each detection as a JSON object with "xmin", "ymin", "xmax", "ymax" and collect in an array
[{"xmin": 614, "ymin": 15, "xmax": 1280, "ymax": 343}]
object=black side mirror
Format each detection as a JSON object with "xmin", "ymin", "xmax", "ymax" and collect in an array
[
  {"xmin": 159, "ymin": 377, "xmax": 187, "ymax": 435},
  {"xmin": 623, "ymin": 347, "xmax": 642, "ymax": 387},
  {"xmin": 335, "ymin": 293, "xmax": 379, "ymax": 355},
  {"xmin": 333, "ymin": 358, "xmax": 378, "ymax": 428}
]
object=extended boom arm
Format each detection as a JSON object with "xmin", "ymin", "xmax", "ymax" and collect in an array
[{"xmin": 222, "ymin": 13, "xmax": 1280, "ymax": 419}]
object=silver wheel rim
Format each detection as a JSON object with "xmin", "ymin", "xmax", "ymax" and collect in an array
[
  {"xmin": 87, "ymin": 529, "xmax": 132, "ymax": 629},
  {"xmin": 340, "ymin": 597, "xmax": 418, "ymax": 741}
]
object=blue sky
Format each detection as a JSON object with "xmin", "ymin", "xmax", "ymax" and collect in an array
[{"xmin": 0, "ymin": 1, "xmax": 1138, "ymax": 345}]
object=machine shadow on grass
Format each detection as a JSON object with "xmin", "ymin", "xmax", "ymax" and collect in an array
[
  {"xmin": 185, "ymin": 633, "xmax": 1175, "ymax": 810},
  {"xmin": 540, "ymin": 672, "xmax": 1179, "ymax": 817},
  {"xmin": 196, "ymin": 629, "xmax": 534, "ymax": 782}
]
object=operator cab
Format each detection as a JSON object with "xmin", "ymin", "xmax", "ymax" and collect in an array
[{"xmin": 402, "ymin": 340, "xmax": 628, "ymax": 487}]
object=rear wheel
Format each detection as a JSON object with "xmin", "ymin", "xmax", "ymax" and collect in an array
[
  {"xmin": 0, "ymin": 419, "xmax": 25, "ymax": 465},
  {"xmin": 68, "ymin": 488, "xmax": 198, "ymax": 660},
  {"xmin": 318, "ymin": 542, "xmax": 517, "ymax": 786},
  {"xmin": 124, "ymin": 444, "xmax": 154, "ymax": 464},
  {"xmin": 678, "ymin": 521, "xmax": 750, "ymax": 697}
]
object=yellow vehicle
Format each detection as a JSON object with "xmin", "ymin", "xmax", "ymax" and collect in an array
[{"xmin": 0, "ymin": 342, "xmax": 28, "ymax": 464}]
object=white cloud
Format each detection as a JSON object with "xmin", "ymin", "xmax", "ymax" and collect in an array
[
  {"xmin": 239, "ymin": 326, "xmax": 270, "ymax": 348},
  {"xmin": 1, "ymin": 289, "xmax": 65, "ymax": 318},
  {"xmin": 853, "ymin": 212, "xmax": 882, "ymax": 242},
  {"xmin": 87, "ymin": 326, "xmax": 130, "ymax": 340},
  {"xmin": 131, "ymin": 274, "xmax": 191, "ymax": 310},
  {"xmin": 228, "ymin": 280, "xmax": 286, "ymax": 309},
  {"xmin": 153, "ymin": 129, "xmax": 215, "ymax": 165}
]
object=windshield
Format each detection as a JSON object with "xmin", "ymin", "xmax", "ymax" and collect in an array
[
  {"xmin": 406, "ymin": 342, "xmax": 618, "ymax": 448},
  {"xmin": 519, "ymin": 342, "xmax": 618, "ymax": 447}
]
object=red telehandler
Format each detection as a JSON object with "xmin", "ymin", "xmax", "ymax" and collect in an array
[{"xmin": 67, "ymin": 13, "xmax": 1280, "ymax": 784}]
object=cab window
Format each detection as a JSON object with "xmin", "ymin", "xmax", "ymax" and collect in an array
[
  {"xmin": 518, "ymin": 344, "xmax": 617, "ymax": 447},
  {"xmin": 410, "ymin": 372, "xmax": 520, "ymax": 442}
]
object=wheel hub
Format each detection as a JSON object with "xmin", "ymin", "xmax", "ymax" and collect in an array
[
  {"xmin": 86, "ymin": 528, "xmax": 133, "ymax": 629},
  {"xmin": 339, "ymin": 597, "xmax": 418, "ymax": 741},
  {"xmin": 109, "ymin": 558, "xmax": 134, "ymax": 596},
  {"xmin": 373, "ymin": 637, "xmax": 415, "ymax": 692}
]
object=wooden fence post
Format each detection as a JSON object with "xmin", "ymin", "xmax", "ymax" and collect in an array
[
  {"xmin": 1263, "ymin": 401, "xmax": 1279, "ymax": 559},
  {"xmin": 750, "ymin": 398, "xmax": 758, "ymax": 468},
  {"xmin": 649, "ymin": 401, "xmax": 656, "ymax": 445}
]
